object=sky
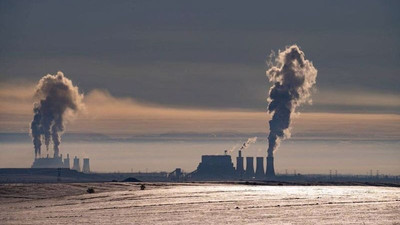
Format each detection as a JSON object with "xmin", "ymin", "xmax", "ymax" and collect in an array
[{"xmin": 0, "ymin": 0, "xmax": 399, "ymax": 173}]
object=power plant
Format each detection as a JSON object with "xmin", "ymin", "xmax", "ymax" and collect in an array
[
  {"xmin": 29, "ymin": 72, "xmax": 91, "ymax": 172},
  {"xmin": 31, "ymin": 148, "xmax": 91, "ymax": 173},
  {"xmin": 191, "ymin": 149, "xmax": 275, "ymax": 180},
  {"xmin": 191, "ymin": 153, "xmax": 236, "ymax": 180},
  {"xmin": 6, "ymin": 138, "xmax": 399, "ymax": 184},
  {"xmin": 11, "ymin": 51, "xmax": 398, "ymax": 185},
  {"xmin": 24, "ymin": 46, "xmax": 320, "ymax": 183},
  {"xmin": 31, "ymin": 154, "xmax": 68, "ymax": 169},
  {"xmin": 177, "ymin": 137, "xmax": 274, "ymax": 181}
]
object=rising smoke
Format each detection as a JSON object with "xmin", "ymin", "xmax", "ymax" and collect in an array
[
  {"xmin": 30, "ymin": 71, "xmax": 84, "ymax": 158},
  {"xmin": 239, "ymin": 137, "xmax": 257, "ymax": 151},
  {"xmin": 266, "ymin": 45, "xmax": 317, "ymax": 157}
]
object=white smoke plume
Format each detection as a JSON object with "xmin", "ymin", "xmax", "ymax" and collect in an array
[
  {"xmin": 227, "ymin": 143, "xmax": 240, "ymax": 153},
  {"xmin": 30, "ymin": 71, "xmax": 84, "ymax": 158},
  {"xmin": 266, "ymin": 45, "xmax": 317, "ymax": 157},
  {"xmin": 239, "ymin": 137, "xmax": 257, "ymax": 151}
]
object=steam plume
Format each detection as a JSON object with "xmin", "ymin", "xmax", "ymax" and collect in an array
[
  {"xmin": 266, "ymin": 45, "xmax": 317, "ymax": 157},
  {"xmin": 227, "ymin": 143, "xmax": 240, "ymax": 153},
  {"xmin": 239, "ymin": 137, "xmax": 257, "ymax": 151},
  {"xmin": 30, "ymin": 71, "xmax": 84, "ymax": 158}
]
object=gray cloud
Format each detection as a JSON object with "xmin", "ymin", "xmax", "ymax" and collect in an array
[{"xmin": 0, "ymin": 0, "xmax": 399, "ymax": 113}]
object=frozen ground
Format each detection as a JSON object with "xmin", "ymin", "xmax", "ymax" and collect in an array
[{"xmin": 0, "ymin": 183, "xmax": 399, "ymax": 225}]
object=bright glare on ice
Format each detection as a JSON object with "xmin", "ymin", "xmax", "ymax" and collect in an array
[{"xmin": 0, "ymin": 183, "xmax": 399, "ymax": 224}]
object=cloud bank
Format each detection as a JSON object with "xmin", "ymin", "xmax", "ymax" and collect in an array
[{"xmin": 0, "ymin": 82, "xmax": 399, "ymax": 140}]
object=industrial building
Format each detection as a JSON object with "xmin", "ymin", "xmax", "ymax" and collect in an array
[
  {"xmin": 190, "ymin": 154, "xmax": 236, "ymax": 180},
  {"xmin": 190, "ymin": 150, "xmax": 275, "ymax": 181},
  {"xmin": 29, "ymin": 139, "xmax": 272, "ymax": 181},
  {"xmin": 31, "ymin": 153, "xmax": 90, "ymax": 173},
  {"xmin": 31, "ymin": 154, "xmax": 70, "ymax": 169}
]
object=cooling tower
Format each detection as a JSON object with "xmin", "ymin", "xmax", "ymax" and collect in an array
[
  {"xmin": 236, "ymin": 150, "xmax": 244, "ymax": 178},
  {"xmin": 245, "ymin": 157, "xmax": 254, "ymax": 178},
  {"xmin": 72, "ymin": 156, "xmax": 80, "ymax": 172},
  {"xmin": 266, "ymin": 156, "xmax": 275, "ymax": 177},
  {"xmin": 63, "ymin": 154, "xmax": 70, "ymax": 169},
  {"xmin": 255, "ymin": 157, "xmax": 265, "ymax": 179},
  {"xmin": 82, "ymin": 158, "xmax": 90, "ymax": 173}
]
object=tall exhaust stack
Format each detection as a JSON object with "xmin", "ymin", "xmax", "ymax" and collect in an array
[
  {"xmin": 266, "ymin": 156, "xmax": 275, "ymax": 177},
  {"xmin": 236, "ymin": 150, "xmax": 244, "ymax": 178},
  {"xmin": 245, "ymin": 157, "xmax": 254, "ymax": 179},
  {"xmin": 265, "ymin": 45, "xmax": 318, "ymax": 178},
  {"xmin": 255, "ymin": 157, "xmax": 265, "ymax": 179},
  {"xmin": 82, "ymin": 158, "xmax": 90, "ymax": 173}
]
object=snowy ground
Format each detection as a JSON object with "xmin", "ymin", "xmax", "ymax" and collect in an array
[{"xmin": 0, "ymin": 183, "xmax": 399, "ymax": 225}]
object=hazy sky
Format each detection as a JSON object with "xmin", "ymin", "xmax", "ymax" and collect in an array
[
  {"xmin": 0, "ymin": 1, "xmax": 399, "ymax": 173},
  {"xmin": 1, "ymin": 0, "xmax": 399, "ymax": 135},
  {"xmin": 1, "ymin": 0, "xmax": 399, "ymax": 113}
]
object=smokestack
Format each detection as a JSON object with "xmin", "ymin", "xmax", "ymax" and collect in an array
[
  {"xmin": 255, "ymin": 157, "xmax": 264, "ymax": 179},
  {"xmin": 72, "ymin": 156, "xmax": 80, "ymax": 172},
  {"xmin": 236, "ymin": 150, "xmax": 244, "ymax": 178},
  {"xmin": 266, "ymin": 45, "xmax": 318, "ymax": 177},
  {"xmin": 82, "ymin": 158, "xmax": 90, "ymax": 173},
  {"xmin": 266, "ymin": 156, "xmax": 275, "ymax": 177},
  {"xmin": 30, "ymin": 71, "xmax": 84, "ymax": 158},
  {"xmin": 63, "ymin": 154, "xmax": 70, "ymax": 169},
  {"xmin": 245, "ymin": 157, "xmax": 254, "ymax": 179}
]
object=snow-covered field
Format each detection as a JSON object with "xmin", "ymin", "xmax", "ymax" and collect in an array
[{"xmin": 0, "ymin": 183, "xmax": 399, "ymax": 224}]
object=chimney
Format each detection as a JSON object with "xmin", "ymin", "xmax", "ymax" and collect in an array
[
  {"xmin": 82, "ymin": 158, "xmax": 90, "ymax": 173},
  {"xmin": 245, "ymin": 157, "xmax": 254, "ymax": 179},
  {"xmin": 255, "ymin": 157, "xmax": 265, "ymax": 179},
  {"xmin": 236, "ymin": 150, "xmax": 244, "ymax": 178},
  {"xmin": 54, "ymin": 149, "xmax": 59, "ymax": 158},
  {"xmin": 266, "ymin": 156, "xmax": 275, "ymax": 177},
  {"xmin": 63, "ymin": 154, "xmax": 70, "ymax": 169},
  {"xmin": 72, "ymin": 156, "xmax": 80, "ymax": 172}
]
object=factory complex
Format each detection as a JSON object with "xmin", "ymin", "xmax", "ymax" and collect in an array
[
  {"xmin": 32, "ymin": 153, "xmax": 90, "ymax": 173},
  {"xmin": 190, "ymin": 150, "xmax": 275, "ymax": 180}
]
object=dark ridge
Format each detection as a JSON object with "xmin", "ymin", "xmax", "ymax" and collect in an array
[{"xmin": 122, "ymin": 177, "xmax": 141, "ymax": 182}]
